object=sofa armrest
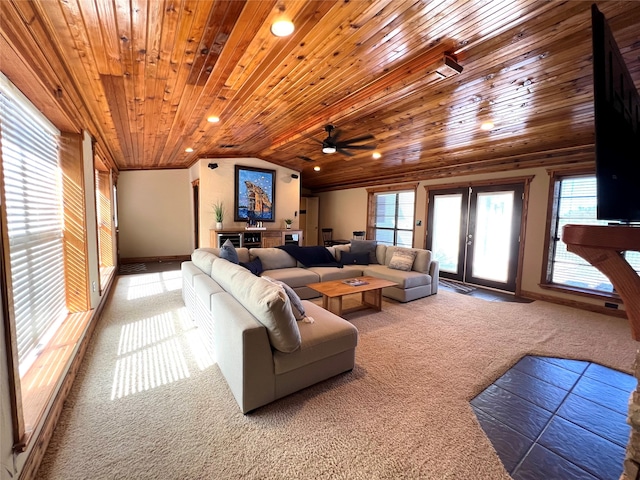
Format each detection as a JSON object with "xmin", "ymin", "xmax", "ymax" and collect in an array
[
  {"xmin": 429, "ymin": 260, "xmax": 439, "ymax": 294},
  {"xmin": 212, "ymin": 292, "xmax": 276, "ymax": 413}
]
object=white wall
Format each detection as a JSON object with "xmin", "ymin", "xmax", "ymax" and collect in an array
[
  {"xmin": 198, "ymin": 158, "xmax": 301, "ymax": 247},
  {"xmin": 118, "ymin": 169, "xmax": 193, "ymax": 259},
  {"xmin": 316, "ymin": 189, "xmax": 367, "ymax": 243},
  {"xmin": 317, "ymin": 165, "xmax": 617, "ymax": 309}
]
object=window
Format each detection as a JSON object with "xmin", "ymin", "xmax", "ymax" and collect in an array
[
  {"xmin": 367, "ymin": 186, "xmax": 416, "ymax": 248},
  {"xmin": 0, "ymin": 74, "xmax": 67, "ymax": 376},
  {"xmin": 545, "ymin": 173, "xmax": 640, "ymax": 294}
]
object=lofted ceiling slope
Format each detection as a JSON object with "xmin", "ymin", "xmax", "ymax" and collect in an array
[{"xmin": 1, "ymin": 0, "xmax": 639, "ymax": 191}]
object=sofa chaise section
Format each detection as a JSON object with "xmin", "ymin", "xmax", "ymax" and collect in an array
[{"xmin": 183, "ymin": 249, "xmax": 358, "ymax": 413}]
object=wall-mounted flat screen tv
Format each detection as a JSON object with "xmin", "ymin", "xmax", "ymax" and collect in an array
[{"xmin": 591, "ymin": 4, "xmax": 640, "ymax": 223}]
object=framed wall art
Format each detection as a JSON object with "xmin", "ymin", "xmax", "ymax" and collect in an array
[{"xmin": 234, "ymin": 165, "xmax": 276, "ymax": 222}]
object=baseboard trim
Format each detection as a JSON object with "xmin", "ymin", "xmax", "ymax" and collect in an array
[
  {"xmin": 521, "ymin": 289, "xmax": 627, "ymax": 319},
  {"xmin": 19, "ymin": 273, "xmax": 116, "ymax": 480},
  {"xmin": 120, "ymin": 255, "xmax": 190, "ymax": 264}
]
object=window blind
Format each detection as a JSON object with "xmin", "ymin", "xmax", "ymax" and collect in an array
[
  {"xmin": 374, "ymin": 191, "xmax": 415, "ymax": 247},
  {"xmin": 0, "ymin": 74, "xmax": 67, "ymax": 376},
  {"xmin": 550, "ymin": 175, "xmax": 640, "ymax": 292}
]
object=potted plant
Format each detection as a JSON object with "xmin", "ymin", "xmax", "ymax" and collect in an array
[
  {"xmin": 213, "ymin": 201, "xmax": 225, "ymax": 230},
  {"xmin": 284, "ymin": 218, "xmax": 293, "ymax": 229}
]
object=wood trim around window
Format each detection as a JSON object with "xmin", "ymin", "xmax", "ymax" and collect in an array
[
  {"xmin": 60, "ymin": 132, "xmax": 90, "ymax": 313},
  {"xmin": 0, "ymin": 177, "xmax": 27, "ymax": 449}
]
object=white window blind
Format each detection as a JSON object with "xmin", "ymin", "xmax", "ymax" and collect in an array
[
  {"xmin": 550, "ymin": 175, "xmax": 640, "ymax": 292},
  {"xmin": 374, "ymin": 191, "xmax": 415, "ymax": 247},
  {"xmin": 0, "ymin": 74, "xmax": 67, "ymax": 376}
]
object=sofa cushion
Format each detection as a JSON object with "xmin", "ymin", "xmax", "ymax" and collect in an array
[
  {"xmin": 261, "ymin": 267, "xmax": 320, "ymax": 288},
  {"xmin": 191, "ymin": 249, "xmax": 218, "ymax": 275},
  {"xmin": 388, "ymin": 247, "xmax": 417, "ymax": 271},
  {"xmin": 240, "ymin": 256, "xmax": 263, "ymax": 276},
  {"xmin": 182, "ymin": 260, "xmax": 207, "ymax": 286},
  {"xmin": 250, "ymin": 248, "xmax": 297, "ymax": 270},
  {"xmin": 193, "ymin": 247, "xmax": 250, "ymax": 264},
  {"xmin": 220, "ymin": 239, "xmax": 239, "ymax": 264},
  {"xmin": 307, "ymin": 265, "xmax": 363, "ymax": 282},
  {"xmin": 351, "ymin": 239, "xmax": 379, "ymax": 264},
  {"xmin": 194, "ymin": 274, "xmax": 225, "ymax": 309},
  {"xmin": 210, "ymin": 258, "xmax": 301, "ymax": 353},
  {"xmin": 273, "ymin": 301, "xmax": 358, "ymax": 375},
  {"xmin": 363, "ymin": 265, "xmax": 430, "ymax": 289},
  {"xmin": 411, "ymin": 249, "xmax": 432, "ymax": 274}
]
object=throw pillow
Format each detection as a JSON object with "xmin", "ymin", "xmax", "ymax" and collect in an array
[
  {"xmin": 240, "ymin": 256, "xmax": 263, "ymax": 276},
  {"xmin": 219, "ymin": 239, "xmax": 239, "ymax": 264},
  {"xmin": 388, "ymin": 247, "xmax": 417, "ymax": 272},
  {"xmin": 351, "ymin": 239, "xmax": 378, "ymax": 264},
  {"xmin": 263, "ymin": 276, "xmax": 314, "ymax": 323},
  {"xmin": 340, "ymin": 251, "xmax": 370, "ymax": 266}
]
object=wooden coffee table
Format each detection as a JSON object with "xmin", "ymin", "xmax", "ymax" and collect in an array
[{"xmin": 306, "ymin": 276, "xmax": 397, "ymax": 316}]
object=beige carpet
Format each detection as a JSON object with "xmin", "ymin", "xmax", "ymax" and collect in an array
[{"xmin": 37, "ymin": 271, "xmax": 637, "ymax": 479}]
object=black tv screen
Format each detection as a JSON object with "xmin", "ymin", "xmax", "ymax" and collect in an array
[{"xmin": 591, "ymin": 4, "xmax": 640, "ymax": 223}]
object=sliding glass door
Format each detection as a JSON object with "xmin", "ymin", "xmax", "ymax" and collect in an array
[{"xmin": 427, "ymin": 184, "xmax": 524, "ymax": 292}]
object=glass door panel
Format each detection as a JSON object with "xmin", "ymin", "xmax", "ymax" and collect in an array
[
  {"xmin": 428, "ymin": 192, "xmax": 466, "ymax": 281},
  {"xmin": 469, "ymin": 191, "xmax": 514, "ymax": 283}
]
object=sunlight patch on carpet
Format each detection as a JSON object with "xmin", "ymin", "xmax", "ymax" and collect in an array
[
  {"xmin": 184, "ymin": 329, "xmax": 216, "ymax": 370},
  {"xmin": 111, "ymin": 312, "xmax": 192, "ymax": 400},
  {"xmin": 126, "ymin": 271, "xmax": 182, "ymax": 300},
  {"xmin": 117, "ymin": 313, "xmax": 177, "ymax": 355},
  {"xmin": 178, "ymin": 306, "xmax": 216, "ymax": 370},
  {"xmin": 111, "ymin": 338, "xmax": 190, "ymax": 400}
]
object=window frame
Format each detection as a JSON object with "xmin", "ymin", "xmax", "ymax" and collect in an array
[
  {"xmin": 366, "ymin": 183, "xmax": 418, "ymax": 247},
  {"xmin": 540, "ymin": 167, "xmax": 624, "ymax": 302},
  {"xmin": 1, "ymin": 73, "xmax": 95, "ymax": 452}
]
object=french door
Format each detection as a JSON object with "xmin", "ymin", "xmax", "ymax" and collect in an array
[{"xmin": 426, "ymin": 183, "xmax": 524, "ymax": 292}]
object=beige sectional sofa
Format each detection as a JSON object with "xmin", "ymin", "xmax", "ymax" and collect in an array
[
  {"xmin": 182, "ymin": 249, "xmax": 358, "ymax": 413},
  {"xmin": 181, "ymin": 243, "xmax": 438, "ymax": 412},
  {"xmin": 254, "ymin": 243, "xmax": 439, "ymax": 302}
]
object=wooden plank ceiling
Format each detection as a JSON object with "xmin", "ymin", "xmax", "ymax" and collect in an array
[{"xmin": 2, "ymin": 0, "xmax": 640, "ymax": 191}]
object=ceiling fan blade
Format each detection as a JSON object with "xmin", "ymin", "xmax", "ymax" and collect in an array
[
  {"xmin": 338, "ymin": 133, "xmax": 375, "ymax": 144},
  {"xmin": 339, "ymin": 144, "xmax": 376, "ymax": 150},
  {"xmin": 336, "ymin": 148, "xmax": 355, "ymax": 157}
]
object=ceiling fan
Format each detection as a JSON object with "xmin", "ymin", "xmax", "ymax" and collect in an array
[{"xmin": 310, "ymin": 125, "xmax": 376, "ymax": 156}]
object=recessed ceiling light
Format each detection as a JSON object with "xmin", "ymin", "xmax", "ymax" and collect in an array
[
  {"xmin": 480, "ymin": 121, "xmax": 494, "ymax": 131},
  {"xmin": 207, "ymin": 116, "xmax": 220, "ymax": 123},
  {"xmin": 372, "ymin": 152, "xmax": 382, "ymax": 159},
  {"xmin": 313, "ymin": 166, "xmax": 321, "ymax": 171},
  {"xmin": 271, "ymin": 19, "xmax": 294, "ymax": 37},
  {"xmin": 185, "ymin": 147, "xmax": 194, "ymax": 153}
]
